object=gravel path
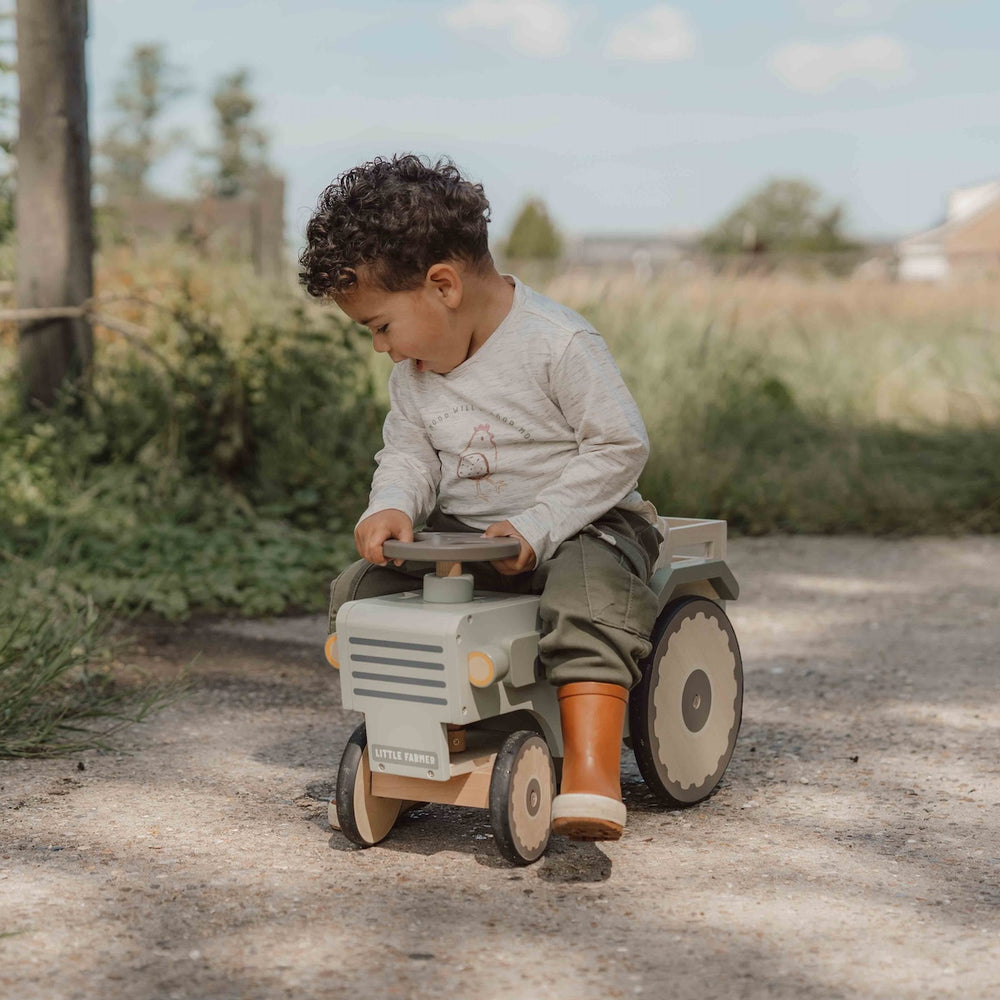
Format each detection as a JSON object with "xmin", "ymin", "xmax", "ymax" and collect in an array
[{"xmin": 2, "ymin": 537, "xmax": 998, "ymax": 1000}]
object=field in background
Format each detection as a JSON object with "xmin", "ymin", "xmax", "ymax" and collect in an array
[
  {"xmin": 539, "ymin": 268, "xmax": 1000, "ymax": 533},
  {"xmin": 549, "ymin": 269, "xmax": 1000, "ymax": 428},
  {"xmin": 3, "ymin": 253, "xmax": 998, "ymax": 751},
  {"xmin": 2, "ymin": 254, "xmax": 999, "ymax": 623}
]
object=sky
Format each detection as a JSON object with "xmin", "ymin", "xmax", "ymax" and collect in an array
[{"xmin": 86, "ymin": 0, "xmax": 1000, "ymax": 246}]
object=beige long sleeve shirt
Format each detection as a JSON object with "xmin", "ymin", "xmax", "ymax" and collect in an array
[{"xmin": 360, "ymin": 277, "xmax": 654, "ymax": 564}]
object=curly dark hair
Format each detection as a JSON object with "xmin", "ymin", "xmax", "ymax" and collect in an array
[{"xmin": 299, "ymin": 154, "xmax": 493, "ymax": 298}]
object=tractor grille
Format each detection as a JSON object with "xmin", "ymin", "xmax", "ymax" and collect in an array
[{"xmin": 347, "ymin": 635, "xmax": 448, "ymax": 706}]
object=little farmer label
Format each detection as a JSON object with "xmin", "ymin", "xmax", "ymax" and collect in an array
[{"xmin": 369, "ymin": 744, "xmax": 440, "ymax": 770}]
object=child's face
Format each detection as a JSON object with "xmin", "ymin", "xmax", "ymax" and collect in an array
[{"xmin": 334, "ymin": 266, "xmax": 470, "ymax": 375}]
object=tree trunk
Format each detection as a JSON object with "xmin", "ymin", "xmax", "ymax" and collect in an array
[{"xmin": 15, "ymin": 0, "xmax": 94, "ymax": 409}]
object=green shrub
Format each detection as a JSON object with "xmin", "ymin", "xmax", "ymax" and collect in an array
[
  {"xmin": 0, "ymin": 286, "xmax": 384, "ymax": 618},
  {"xmin": 88, "ymin": 288, "xmax": 385, "ymax": 526}
]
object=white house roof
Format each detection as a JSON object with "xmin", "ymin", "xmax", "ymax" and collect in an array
[
  {"xmin": 897, "ymin": 177, "xmax": 1000, "ymax": 251},
  {"xmin": 947, "ymin": 179, "xmax": 1000, "ymax": 223}
]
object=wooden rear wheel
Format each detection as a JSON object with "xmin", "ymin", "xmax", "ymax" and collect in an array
[{"xmin": 630, "ymin": 597, "xmax": 743, "ymax": 806}]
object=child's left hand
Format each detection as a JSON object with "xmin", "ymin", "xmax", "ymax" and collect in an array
[{"xmin": 483, "ymin": 521, "xmax": 536, "ymax": 575}]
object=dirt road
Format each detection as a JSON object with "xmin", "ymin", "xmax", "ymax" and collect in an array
[{"xmin": 2, "ymin": 536, "xmax": 998, "ymax": 1000}]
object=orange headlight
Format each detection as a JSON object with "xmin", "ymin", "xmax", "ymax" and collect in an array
[
  {"xmin": 324, "ymin": 634, "xmax": 340, "ymax": 669},
  {"xmin": 468, "ymin": 650, "xmax": 495, "ymax": 687},
  {"xmin": 468, "ymin": 646, "xmax": 509, "ymax": 688}
]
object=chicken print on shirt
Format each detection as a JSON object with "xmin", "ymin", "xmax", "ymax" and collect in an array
[{"xmin": 457, "ymin": 423, "xmax": 506, "ymax": 500}]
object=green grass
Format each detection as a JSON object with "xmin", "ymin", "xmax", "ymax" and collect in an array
[{"xmin": 0, "ymin": 568, "xmax": 181, "ymax": 757}]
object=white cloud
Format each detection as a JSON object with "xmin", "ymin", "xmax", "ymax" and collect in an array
[
  {"xmin": 770, "ymin": 35, "xmax": 909, "ymax": 92},
  {"xmin": 443, "ymin": 0, "xmax": 572, "ymax": 58},
  {"xmin": 606, "ymin": 5, "xmax": 696, "ymax": 62}
]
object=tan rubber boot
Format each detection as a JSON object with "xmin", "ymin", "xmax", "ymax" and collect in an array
[{"xmin": 551, "ymin": 681, "xmax": 628, "ymax": 841}]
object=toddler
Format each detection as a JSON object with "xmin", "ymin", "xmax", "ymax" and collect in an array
[{"xmin": 300, "ymin": 154, "xmax": 661, "ymax": 840}]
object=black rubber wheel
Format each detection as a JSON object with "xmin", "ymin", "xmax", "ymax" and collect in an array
[
  {"xmin": 489, "ymin": 731, "xmax": 556, "ymax": 866},
  {"xmin": 630, "ymin": 596, "xmax": 743, "ymax": 806},
  {"xmin": 335, "ymin": 722, "xmax": 403, "ymax": 846}
]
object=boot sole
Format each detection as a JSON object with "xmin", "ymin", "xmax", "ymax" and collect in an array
[
  {"xmin": 551, "ymin": 816, "xmax": 624, "ymax": 841},
  {"xmin": 551, "ymin": 793, "xmax": 626, "ymax": 841}
]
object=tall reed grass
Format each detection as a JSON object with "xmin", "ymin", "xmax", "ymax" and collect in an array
[{"xmin": 543, "ymin": 269, "xmax": 1000, "ymax": 533}]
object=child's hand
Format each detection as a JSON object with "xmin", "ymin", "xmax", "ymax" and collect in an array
[
  {"xmin": 483, "ymin": 521, "xmax": 536, "ymax": 575},
  {"xmin": 355, "ymin": 509, "xmax": 414, "ymax": 566}
]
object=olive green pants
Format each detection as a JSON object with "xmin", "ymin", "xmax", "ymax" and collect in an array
[{"xmin": 329, "ymin": 508, "xmax": 661, "ymax": 689}]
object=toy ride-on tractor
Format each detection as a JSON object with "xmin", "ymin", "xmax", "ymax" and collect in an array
[{"xmin": 325, "ymin": 517, "xmax": 743, "ymax": 865}]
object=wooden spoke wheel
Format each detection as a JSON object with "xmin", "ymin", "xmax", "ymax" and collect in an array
[
  {"xmin": 489, "ymin": 731, "xmax": 556, "ymax": 866},
  {"xmin": 335, "ymin": 723, "xmax": 403, "ymax": 846},
  {"xmin": 630, "ymin": 597, "xmax": 743, "ymax": 806}
]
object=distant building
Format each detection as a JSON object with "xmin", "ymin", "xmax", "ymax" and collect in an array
[
  {"xmin": 99, "ymin": 173, "xmax": 286, "ymax": 279},
  {"xmin": 896, "ymin": 178, "xmax": 1000, "ymax": 281},
  {"xmin": 561, "ymin": 232, "xmax": 698, "ymax": 276}
]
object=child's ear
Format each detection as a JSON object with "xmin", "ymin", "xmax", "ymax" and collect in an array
[{"xmin": 425, "ymin": 263, "xmax": 463, "ymax": 308}]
